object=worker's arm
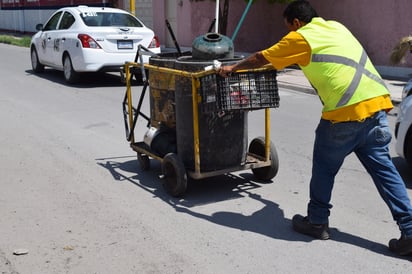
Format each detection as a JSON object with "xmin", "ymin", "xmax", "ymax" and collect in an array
[
  {"xmin": 219, "ymin": 32, "xmax": 310, "ymax": 77},
  {"xmin": 219, "ymin": 52, "xmax": 269, "ymax": 77}
]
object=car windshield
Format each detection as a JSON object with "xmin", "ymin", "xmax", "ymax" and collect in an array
[{"xmin": 80, "ymin": 12, "xmax": 143, "ymax": 27}]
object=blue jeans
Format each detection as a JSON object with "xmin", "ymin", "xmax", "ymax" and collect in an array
[{"xmin": 308, "ymin": 110, "xmax": 412, "ymax": 237}]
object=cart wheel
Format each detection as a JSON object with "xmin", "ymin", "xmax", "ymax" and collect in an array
[
  {"xmin": 161, "ymin": 153, "xmax": 187, "ymax": 197},
  {"xmin": 137, "ymin": 153, "xmax": 150, "ymax": 171},
  {"xmin": 249, "ymin": 137, "xmax": 279, "ymax": 181}
]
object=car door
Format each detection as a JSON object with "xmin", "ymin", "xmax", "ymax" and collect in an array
[
  {"xmin": 52, "ymin": 11, "xmax": 76, "ymax": 67},
  {"xmin": 38, "ymin": 11, "xmax": 63, "ymax": 66}
]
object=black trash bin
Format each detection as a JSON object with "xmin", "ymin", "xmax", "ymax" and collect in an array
[{"xmin": 174, "ymin": 56, "xmax": 248, "ymax": 172}]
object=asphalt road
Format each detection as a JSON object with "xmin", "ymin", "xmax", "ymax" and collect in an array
[{"xmin": 1, "ymin": 43, "xmax": 412, "ymax": 273}]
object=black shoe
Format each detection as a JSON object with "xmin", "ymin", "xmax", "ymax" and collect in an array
[
  {"xmin": 389, "ymin": 235, "xmax": 412, "ymax": 256},
  {"xmin": 292, "ymin": 214, "xmax": 330, "ymax": 240}
]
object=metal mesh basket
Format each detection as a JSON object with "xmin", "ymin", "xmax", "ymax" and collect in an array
[{"xmin": 199, "ymin": 70, "xmax": 280, "ymax": 112}]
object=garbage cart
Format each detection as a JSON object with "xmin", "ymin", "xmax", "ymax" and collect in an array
[
  {"xmin": 122, "ymin": 58, "xmax": 280, "ymax": 197},
  {"xmin": 122, "ymin": 33, "xmax": 280, "ymax": 197}
]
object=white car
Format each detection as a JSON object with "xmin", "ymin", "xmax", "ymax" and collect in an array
[
  {"xmin": 30, "ymin": 5, "xmax": 160, "ymax": 83},
  {"xmin": 395, "ymin": 79, "xmax": 412, "ymax": 168}
]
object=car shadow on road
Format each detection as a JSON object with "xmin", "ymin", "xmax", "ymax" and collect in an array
[
  {"xmin": 26, "ymin": 68, "xmax": 138, "ymax": 88},
  {"xmin": 97, "ymin": 156, "xmax": 412, "ymax": 261}
]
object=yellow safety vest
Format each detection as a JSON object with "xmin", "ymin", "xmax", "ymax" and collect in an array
[{"xmin": 297, "ymin": 18, "xmax": 389, "ymax": 112}]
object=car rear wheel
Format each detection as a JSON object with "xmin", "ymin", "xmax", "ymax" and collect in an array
[
  {"xmin": 63, "ymin": 54, "xmax": 80, "ymax": 84},
  {"xmin": 31, "ymin": 48, "xmax": 44, "ymax": 73}
]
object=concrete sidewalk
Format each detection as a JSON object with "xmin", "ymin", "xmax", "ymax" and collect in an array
[{"xmin": 277, "ymin": 66, "xmax": 412, "ymax": 104}]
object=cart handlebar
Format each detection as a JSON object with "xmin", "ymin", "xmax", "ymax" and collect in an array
[{"xmin": 125, "ymin": 62, "xmax": 276, "ymax": 80}]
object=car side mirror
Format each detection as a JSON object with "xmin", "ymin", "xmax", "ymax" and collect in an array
[{"xmin": 36, "ymin": 24, "xmax": 43, "ymax": 31}]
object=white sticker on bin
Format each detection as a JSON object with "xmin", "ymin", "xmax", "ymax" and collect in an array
[{"xmin": 204, "ymin": 60, "xmax": 222, "ymax": 71}]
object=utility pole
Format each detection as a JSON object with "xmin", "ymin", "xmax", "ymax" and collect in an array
[{"xmin": 130, "ymin": 0, "xmax": 135, "ymax": 15}]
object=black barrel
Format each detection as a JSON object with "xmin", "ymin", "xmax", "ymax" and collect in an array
[
  {"xmin": 174, "ymin": 56, "xmax": 248, "ymax": 171},
  {"xmin": 147, "ymin": 52, "xmax": 190, "ymax": 157}
]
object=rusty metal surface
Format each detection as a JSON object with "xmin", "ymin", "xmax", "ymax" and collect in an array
[{"xmin": 149, "ymin": 70, "xmax": 176, "ymax": 129}]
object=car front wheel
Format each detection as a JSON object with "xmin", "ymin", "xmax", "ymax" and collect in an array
[
  {"xmin": 405, "ymin": 127, "xmax": 412, "ymax": 168},
  {"xmin": 63, "ymin": 54, "xmax": 80, "ymax": 84},
  {"xmin": 31, "ymin": 48, "xmax": 44, "ymax": 73}
]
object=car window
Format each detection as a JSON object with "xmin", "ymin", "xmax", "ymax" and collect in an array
[
  {"xmin": 59, "ymin": 11, "xmax": 75, "ymax": 30},
  {"xmin": 81, "ymin": 12, "xmax": 143, "ymax": 27},
  {"xmin": 43, "ymin": 11, "xmax": 63, "ymax": 31}
]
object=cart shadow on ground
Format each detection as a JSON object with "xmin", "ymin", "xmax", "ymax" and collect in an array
[{"xmin": 96, "ymin": 155, "xmax": 410, "ymax": 261}]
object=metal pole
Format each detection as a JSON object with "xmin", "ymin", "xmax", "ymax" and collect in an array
[
  {"xmin": 215, "ymin": 0, "xmax": 219, "ymax": 33},
  {"xmin": 130, "ymin": 0, "xmax": 136, "ymax": 15},
  {"xmin": 231, "ymin": 0, "xmax": 253, "ymax": 41},
  {"xmin": 265, "ymin": 108, "xmax": 270, "ymax": 162},
  {"xmin": 192, "ymin": 77, "xmax": 201, "ymax": 174},
  {"xmin": 125, "ymin": 63, "xmax": 135, "ymax": 143}
]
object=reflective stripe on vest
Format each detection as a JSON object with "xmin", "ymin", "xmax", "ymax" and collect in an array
[
  {"xmin": 311, "ymin": 49, "xmax": 387, "ymax": 107},
  {"xmin": 297, "ymin": 18, "xmax": 389, "ymax": 112}
]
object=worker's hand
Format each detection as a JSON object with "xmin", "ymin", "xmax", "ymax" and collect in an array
[{"xmin": 218, "ymin": 65, "xmax": 234, "ymax": 77}]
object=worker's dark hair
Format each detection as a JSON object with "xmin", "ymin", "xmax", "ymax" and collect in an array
[{"xmin": 283, "ymin": 0, "xmax": 318, "ymax": 24}]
